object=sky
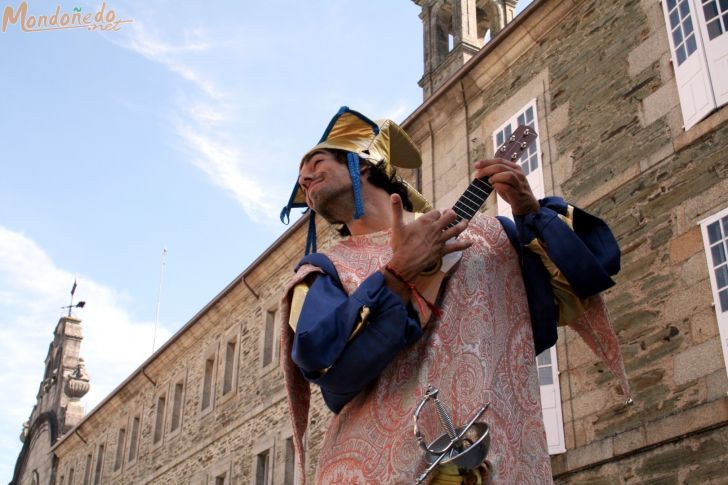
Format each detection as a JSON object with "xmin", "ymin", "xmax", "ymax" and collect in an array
[{"xmin": 0, "ymin": 0, "xmax": 529, "ymax": 480}]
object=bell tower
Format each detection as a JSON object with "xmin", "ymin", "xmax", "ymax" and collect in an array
[
  {"xmin": 413, "ymin": 0, "xmax": 519, "ymax": 99},
  {"xmin": 12, "ymin": 315, "xmax": 90, "ymax": 484}
]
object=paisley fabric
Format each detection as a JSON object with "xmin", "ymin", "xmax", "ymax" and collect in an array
[{"xmin": 281, "ymin": 214, "xmax": 555, "ymax": 484}]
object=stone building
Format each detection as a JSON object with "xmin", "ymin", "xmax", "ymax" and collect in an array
[{"xmin": 13, "ymin": 0, "xmax": 728, "ymax": 483}]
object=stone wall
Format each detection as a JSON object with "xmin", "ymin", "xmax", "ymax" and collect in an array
[
  {"xmin": 52, "ymin": 219, "xmax": 339, "ymax": 484},
  {"xmin": 404, "ymin": 0, "xmax": 728, "ymax": 481}
]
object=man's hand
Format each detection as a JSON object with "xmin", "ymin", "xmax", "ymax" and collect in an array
[
  {"xmin": 474, "ymin": 158, "xmax": 539, "ymax": 215},
  {"xmin": 387, "ymin": 194, "xmax": 471, "ymax": 282}
]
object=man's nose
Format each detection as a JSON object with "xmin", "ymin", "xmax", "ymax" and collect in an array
[{"xmin": 299, "ymin": 170, "xmax": 313, "ymax": 189}]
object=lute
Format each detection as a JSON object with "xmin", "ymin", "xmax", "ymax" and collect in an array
[{"xmin": 413, "ymin": 125, "xmax": 538, "ymax": 325}]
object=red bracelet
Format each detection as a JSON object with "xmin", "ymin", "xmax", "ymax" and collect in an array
[{"xmin": 384, "ymin": 264, "xmax": 443, "ymax": 320}]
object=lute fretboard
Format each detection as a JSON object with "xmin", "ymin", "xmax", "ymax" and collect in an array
[{"xmin": 447, "ymin": 125, "xmax": 538, "ymax": 228}]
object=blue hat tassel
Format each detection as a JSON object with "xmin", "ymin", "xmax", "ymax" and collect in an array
[
  {"xmin": 305, "ymin": 210, "xmax": 317, "ymax": 255},
  {"xmin": 347, "ymin": 152, "xmax": 365, "ymax": 220}
]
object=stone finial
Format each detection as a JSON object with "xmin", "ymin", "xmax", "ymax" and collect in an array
[
  {"xmin": 65, "ymin": 358, "xmax": 90, "ymax": 399},
  {"xmin": 20, "ymin": 420, "xmax": 29, "ymax": 443}
]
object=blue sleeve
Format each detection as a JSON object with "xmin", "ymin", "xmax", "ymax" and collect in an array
[
  {"xmin": 498, "ymin": 197, "xmax": 621, "ymax": 355},
  {"xmin": 514, "ymin": 196, "xmax": 620, "ymax": 298},
  {"xmin": 291, "ymin": 254, "xmax": 422, "ymax": 413},
  {"xmin": 498, "ymin": 216, "xmax": 558, "ymax": 355}
]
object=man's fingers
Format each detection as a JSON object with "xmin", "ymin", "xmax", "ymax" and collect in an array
[
  {"xmin": 488, "ymin": 171, "xmax": 521, "ymax": 189},
  {"xmin": 420, "ymin": 208, "xmax": 442, "ymax": 222},
  {"xmin": 435, "ymin": 209, "xmax": 458, "ymax": 230},
  {"xmin": 441, "ymin": 219, "xmax": 468, "ymax": 240},
  {"xmin": 474, "ymin": 158, "xmax": 521, "ymax": 171},
  {"xmin": 473, "ymin": 158, "xmax": 524, "ymax": 181},
  {"xmin": 443, "ymin": 239, "xmax": 473, "ymax": 255},
  {"xmin": 390, "ymin": 193, "xmax": 404, "ymax": 230}
]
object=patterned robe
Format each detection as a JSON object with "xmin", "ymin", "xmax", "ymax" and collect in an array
[{"xmin": 281, "ymin": 214, "xmax": 564, "ymax": 484}]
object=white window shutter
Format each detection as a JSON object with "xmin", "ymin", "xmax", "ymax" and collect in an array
[
  {"xmin": 493, "ymin": 100, "xmax": 545, "ymax": 219},
  {"xmin": 493, "ymin": 102, "xmax": 566, "ymax": 454},
  {"xmin": 700, "ymin": 207, "xmax": 728, "ymax": 379},
  {"xmin": 537, "ymin": 346, "xmax": 566, "ymax": 454},
  {"xmin": 693, "ymin": 0, "xmax": 728, "ymax": 106},
  {"xmin": 661, "ymin": 0, "xmax": 716, "ymax": 129}
]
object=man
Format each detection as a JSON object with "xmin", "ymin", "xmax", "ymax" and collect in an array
[{"xmin": 279, "ymin": 107, "xmax": 630, "ymax": 484}]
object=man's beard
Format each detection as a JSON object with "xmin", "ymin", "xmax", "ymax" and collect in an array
[{"xmin": 310, "ymin": 184, "xmax": 355, "ymax": 225}]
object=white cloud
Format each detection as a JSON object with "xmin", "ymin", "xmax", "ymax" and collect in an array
[
  {"xmin": 111, "ymin": 22, "xmax": 285, "ymax": 225},
  {"xmin": 0, "ymin": 226, "xmax": 172, "ymax": 478},
  {"xmin": 115, "ymin": 22, "xmax": 223, "ymax": 99}
]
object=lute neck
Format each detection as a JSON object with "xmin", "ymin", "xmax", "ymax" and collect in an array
[{"xmin": 451, "ymin": 177, "xmax": 494, "ymax": 224}]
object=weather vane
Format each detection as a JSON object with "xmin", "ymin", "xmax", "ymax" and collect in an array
[{"xmin": 61, "ymin": 278, "xmax": 86, "ymax": 317}]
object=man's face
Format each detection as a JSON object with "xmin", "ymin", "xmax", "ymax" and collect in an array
[{"xmin": 298, "ymin": 150, "xmax": 355, "ymax": 224}]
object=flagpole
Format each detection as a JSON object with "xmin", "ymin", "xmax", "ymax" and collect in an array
[{"xmin": 152, "ymin": 248, "xmax": 167, "ymax": 353}]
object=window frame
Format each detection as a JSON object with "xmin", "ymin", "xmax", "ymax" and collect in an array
[
  {"xmin": 660, "ymin": 0, "xmax": 728, "ymax": 129},
  {"xmin": 280, "ymin": 429, "xmax": 298, "ymax": 485},
  {"xmin": 252, "ymin": 435, "xmax": 275, "ymax": 485},
  {"xmin": 491, "ymin": 98, "xmax": 545, "ymax": 217},
  {"xmin": 126, "ymin": 411, "xmax": 142, "ymax": 466},
  {"xmin": 491, "ymin": 99, "xmax": 567, "ymax": 455},
  {"xmin": 152, "ymin": 387, "xmax": 168, "ymax": 447},
  {"xmin": 167, "ymin": 368, "xmax": 188, "ymax": 439},
  {"xmin": 699, "ymin": 205, "xmax": 728, "ymax": 377},
  {"xmin": 208, "ymin": 458, "xmax": 232, "ymax": 485},
  {"xmin": 259, "ymin": 298, "xmax": 280, "ymax": 373},
  {"xmin": 82, "ymin": 452, "xmax": 93, "ymax": 485},
  {"xmin": 200, "ymin": 340, "xmax": 219, "ymax": 417},
  {"xmin": 92, "ymin": 441, "xmax": 105, "ymax": 485},
  {"xmin": 218, "ymin": 323, "xmax": 241, "ymax": 404},
  {"xmin": 113, "ymin": 423, "xmax": 126, "ymax": 474}
]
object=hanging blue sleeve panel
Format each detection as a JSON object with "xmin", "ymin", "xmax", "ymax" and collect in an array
[{"xmin": 291, "ymin": 253, "xmax": 422, "ymax": 413}]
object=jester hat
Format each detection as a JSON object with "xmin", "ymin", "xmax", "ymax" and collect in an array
[{"xmin": 280, "ymin": 106, "xmax": 432, "ymax": 254}]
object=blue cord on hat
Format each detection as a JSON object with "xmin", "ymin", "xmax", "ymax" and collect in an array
[
  {"xmin": 305, "ymin": 210, "xmax": 317, "ymax": 255},
  {"xmin": 347, "ymin": 152, "xmax": 365, "ymax": 220}
]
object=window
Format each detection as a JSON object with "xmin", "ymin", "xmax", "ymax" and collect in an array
[
  {"xmin": 218, "ymin": 326, "xmax": 240, "ymax": 403},
  {"xmin": 127, "ymin": 415, "xmax": 140, "ymax": 463},
  {"xmin": 255, "ymin": 449, "xmax": 271, "ymax": 485},
  {"xmin": 660, "ymin": 0, "xmax": 728, "ymax": 129},
  {"xmin": 202, "ymin": 355, "xmax": 216, "ymax": 411},
  {"xmin": 283, "ymin": 436, "xmax": 295, "ymax": 485},
  {"xmin": 93, "ymin": 444, "xmax": 105, "ymax": 485},
  {"xmin": 68, "ymin": 467, "xmax": 75, "ymax": 485},
  {"xmin": 492, "ymin": 100, "xmax": 544, "ymax": 219},
  {"xmin": 252, "ymin": 436, "xmax": 274, "ymax": 485},
  {"xmin": 700, "ymin": 206, "xmax": 728, "ymax": 375},
  {"xmin": 208, "ymin": 459, "xmax": 232, "ymax": 485},
  {"xmin": 170, "ymin": 380, "xmax": 185, "ymax": 433},
  {"xmin": 114, "ymin": 427, "xmax": 126, "ymax": 471},
  {"xmin": 222, "ymin": 337, "xmax": 238, "ymax": 396},
  {"xmin": 537, "ymin": 349, "xmax": 566, "ymax": 454},
  {"xmin": 153, "ymin": 394, "xmax": 166, "ymax": 444},
  {"xmin": 201, "ymin": 342, "xmax": 219, "ymax": 414},
  {"xmin": 492, "ymin": 101, "xmax": 566, "ymax": 455},
  {"xmin": 82, "ymin": 453, "xmax": 92, "ymax": 485},
  {"xmin": 59, "ymin": 475, "xmax": 65, "ymax": 485},
  {"xmin": 262, "ymin": 309, "xmax": 276, "ymax": 368}
]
